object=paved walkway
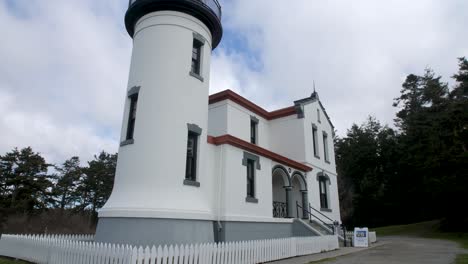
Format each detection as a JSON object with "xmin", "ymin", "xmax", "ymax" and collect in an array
[{"xmin": 270, "ymin": 236, "xmax": 468, "ymax": 264}]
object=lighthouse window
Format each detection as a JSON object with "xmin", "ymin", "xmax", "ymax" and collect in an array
[
  {"xmin": 191, "ymin": 39, "xmax": 202, "ymax": 75},
  {"xmin": 189, "ymin": 33, "xmax": 205, "ymax": 82},
  {"xmin": 185, "ymin": 131, "xmax": 198, "ymax": 182},
  {"xmin": 126, "ymin": 94, "xmax": 138, "ymax": 141},
  {"xmin": 184, "ymin": 123, "xmax": 202, "ymax": 186}
]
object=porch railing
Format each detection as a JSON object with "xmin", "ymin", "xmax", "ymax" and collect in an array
[{"xmin": 273, "ymin": 201, "xmax": 287, "ymax": 218}]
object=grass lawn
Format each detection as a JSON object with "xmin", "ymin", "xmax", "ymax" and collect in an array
[
  {"xmin": 0, "ymin": 257, "xmax": 28, "ymax": 264},
  {"xmin": 371, "ymin": 220, "xmax": 468, "ymax": 264}
]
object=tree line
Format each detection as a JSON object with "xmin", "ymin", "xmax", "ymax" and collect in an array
[
  {"xmin": 0, "ymin": 148, "xmax": 117, "ymax": 233},
  {"xmin": 336, "ymin": 57, "xmax": 468, "ymax": 231}
]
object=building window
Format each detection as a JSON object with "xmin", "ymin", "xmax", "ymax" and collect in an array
[
  {"xmin": 243, "ymin": 152, "xmax": 260, "ymax": 203},
  {"xmin": 312, "ymin": 124, "xmax": 320, "ymax": 158},
  {"xmin": 246, "ymin": 159, "xmax": 255, "ymax": 197},
  {"xmin": 184, "ymin": 124, "xmax": 202, "ymax": 186},
  {"xmin": 319, "ymin": 177, "xmax": 328, "ymax": 209},
  {"xmin": 190, "ymin": 33, "xmax": 205, "ymax": 81},
  {"xmin": 317, "ymin": 109, "xmax": 321, "ymax": 123},
  {"xmin": 323, "ymin": 132, "xmax": 329, "ymax": 163},
  {"xmin": 250, "ymin": 116, "xmax": 258, "ymax": 144}
]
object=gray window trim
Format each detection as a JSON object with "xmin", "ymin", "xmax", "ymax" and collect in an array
[
  {"xmin": 242, "ymin": 152, "xmax": 261, "ymax": 170},
  {"xmin": 250, "ymin": 116, "xmax": 259, "ymax": 124},
  {"xmin": 245, "ymin": 196, "xmax": 259, "ymax": 203},
  {"xmin": 187, "ymin": 123, "xmax": 202, "ymax": 135},
  {"xmin": 189, "ymin": 71, "xmax": 204, "ymax": 82},
  {"xmin": 183, "ymin": 179, "xmax": 200, "ymax": 187},
  {"xmin": 120, "ymin": 139, "xmax": 134, "ymax": 147},
  {"xmin": 127, "ymin": 86, "xmax": 140, "ymax": 97},
  {"xmin": 320, "ymin": 208, "xmax": 332, "ymax": 212},
  {"xmin": 193, "ymin": 32, "xmax": 206, "ymax": 44},
  {"xmin": 316, "ymin": 172, "xmax": 331, "ymax": 184}
]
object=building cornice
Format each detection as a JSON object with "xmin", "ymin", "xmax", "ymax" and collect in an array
[
  {"xmin": 208, "ymin": 90, "xmax": 297, "ymax": 120},
  {"xmin": 207, "ymin": 134, "xmax": 312, "ymax": 172}
]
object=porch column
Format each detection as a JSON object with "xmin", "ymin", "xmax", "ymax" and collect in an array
[
  {"xmin": 301, "ymin": 190, "xmax": 309, "ymax": 219},
  {"xmin": 284, "ymin": 186, "xmax": 293, "ymax": 218}
]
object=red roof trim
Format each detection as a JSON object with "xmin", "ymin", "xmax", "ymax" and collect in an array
[
  {"xmin": 207, "ymin": 134, "xmax": 312, "ymax": 172},
  {"xmin": 209, "ymin": 90, "xmax": 297, "ymax": 120}
]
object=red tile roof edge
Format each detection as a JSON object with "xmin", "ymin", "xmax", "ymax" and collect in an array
[
  {"xmin": 207, "ymin": 134, "xmax": 312, "ymax": 172},
  {"xmin": 208, "ymin": 90, "xmax": 297, "ymax": 120}
]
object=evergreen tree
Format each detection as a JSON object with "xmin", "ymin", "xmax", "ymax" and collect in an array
[
  {"xmin": 0, "ymin": 147, "xmax": 53, "ymax": 213},
  {"xmin": 77, "ymin": 151, "xmax": 117, "ymax": 215},
  {"xmin": 53, "ymin": 157, "xmax": 83, "ymax": 210}
]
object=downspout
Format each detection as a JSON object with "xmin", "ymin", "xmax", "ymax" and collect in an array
[{"xmin": 216, "ymin": 145, "xmax": 225, "ymax": 237}]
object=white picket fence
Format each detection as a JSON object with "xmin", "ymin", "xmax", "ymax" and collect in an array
[{"xmin": 0, "ymin": 234, "xmax": 338, "ymax": 264}]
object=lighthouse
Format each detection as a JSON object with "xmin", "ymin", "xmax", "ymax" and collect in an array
[{"xmin": 95, "ymin": 0, "xmax": 222, "ymax": 246}]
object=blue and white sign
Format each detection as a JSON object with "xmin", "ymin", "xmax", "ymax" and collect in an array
[{"xmin": 353, "ymin": 227, "xmax": 369, "ymax": 247}]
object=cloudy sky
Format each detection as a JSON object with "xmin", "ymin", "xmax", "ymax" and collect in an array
[{"xmin": 0, "ymin": 0, "xmax": 467, "ymax": 164}]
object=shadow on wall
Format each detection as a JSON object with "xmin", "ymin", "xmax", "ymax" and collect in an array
[{"xmin": 1, "ymin": 209, "xmax": 96, "ymax": 235}]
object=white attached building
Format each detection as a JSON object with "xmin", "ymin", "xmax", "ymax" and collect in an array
[{"xmin": 95, "ymin": 0, "xmax": 341, "ymax": 246}]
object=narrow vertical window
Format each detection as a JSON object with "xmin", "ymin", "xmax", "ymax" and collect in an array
[
  {"xmin": 312, "ymin": 124, "xmax": 319, "ymax": 158},
  {"xmin": 250, "ymin": 116, "xmax": 258, "ymax": 144},
  {"xmin": 319, "ymin": 178, "xmax": 328, "ymax": 209},
  {"xmin": 184, "ymin": 124, "xmax": 202, "ymax": 186},
  {"xmin": 243, "ymin": 152, "xmax": 259, "ymax": 203},
  {"xmin": 317, "ymin": 109, "xmax": 321, "ymax": 123},
  {"xmin": 246, "ymin": 159, "xmax": 255, "ymax": 198},
  {"xmin": 185, "ymin": 131, "xmax": 198, "ymax": 181},
  {"xmin": 126, "ymin": 94, "xmax": 138, "ymax": 141},
  {"xmin": 191, "ymin": 39, "xmax": 202, "ymax": 75},
  {"xmin": 323, "ymin": 132, "xmax": 329, "ymax": 162}
]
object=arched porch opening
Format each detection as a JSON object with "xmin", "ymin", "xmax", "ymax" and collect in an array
[
  {"xmin": 291, "ymin": 171, "xmax": 308, "ymax": 219},
  {"xmin": 272, "ymin": 166, "xmax": 290, "ymax": 218}
]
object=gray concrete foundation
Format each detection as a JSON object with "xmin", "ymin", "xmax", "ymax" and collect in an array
[
  {"xmin": 95, "ymin": 217, "xmax": 215, "ymax": 246},
  {"xmin": 96, "ymin": 217, "xmax": 318, "ymax": 246},
  {"xmin": 215, "ymin": 219, "xmax": 317, "ymax": 242}
]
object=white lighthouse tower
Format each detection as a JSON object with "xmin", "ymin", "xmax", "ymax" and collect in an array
[{"xmin": 95, "ymin": 0, "xmax": 222, "ymax": 246}]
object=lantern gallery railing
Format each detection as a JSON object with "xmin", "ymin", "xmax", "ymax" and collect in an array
[
  {"xmin": 273, "ymin": 201, "xmax": 288, "ymax": 218},
  {"xmin": 128, "ymin": 0, "xmax": 222, "ymax": 20}
]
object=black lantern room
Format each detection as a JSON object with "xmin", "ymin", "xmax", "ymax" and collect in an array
[{"xmin": 125, "ymin": 0, "xmax": 223, "ymax": 49}]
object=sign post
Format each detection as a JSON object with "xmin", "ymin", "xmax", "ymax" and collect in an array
[{"xmin": 353, "ymin": 227, "xmax": 369, "ymax": 247}]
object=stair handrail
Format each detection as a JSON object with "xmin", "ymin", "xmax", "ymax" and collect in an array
[
  {"xmin": 296, "ymin": 201, "xmax": 335, "ymax": 235},
  {"xmin": 309, "ymin": 203, "xmax": 334, "ymax": 223}
]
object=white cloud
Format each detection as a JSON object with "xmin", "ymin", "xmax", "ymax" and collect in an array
[
  {"xmin": 212, "ymin": 0, "xmax": 468, "ymax": 134},
  {"xmin": 0, "ymin": 0, "xmax": 466, "ymax": 164},
  {"xmin": 0, "ymin": 0, "xmax": 130, "ymax": 164}
]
